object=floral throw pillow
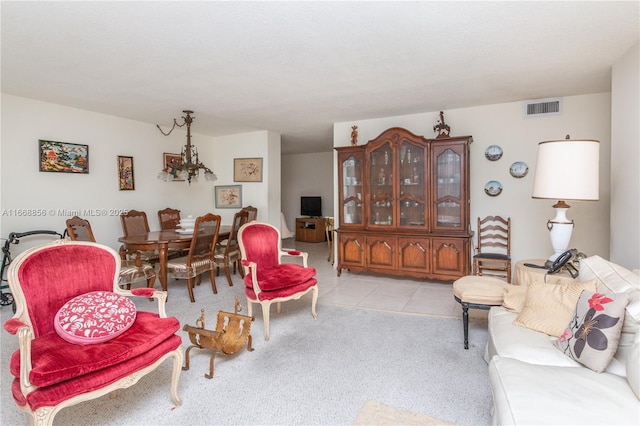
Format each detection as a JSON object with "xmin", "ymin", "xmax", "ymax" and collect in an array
[
  {"xmin": 554, "ymin": 290, "xmax": 630, "ymax": 372},
  {"xmin": 54, "ymin": 291, "xmax": 137, "ymax": 345}
]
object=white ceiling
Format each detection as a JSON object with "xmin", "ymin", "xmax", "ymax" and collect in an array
[{"xmin": 2, "ymin": 1, "xmax": 638, "ymax": 154}]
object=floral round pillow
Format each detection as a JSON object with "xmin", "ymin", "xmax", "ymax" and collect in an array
[{"xmin": 54, "ymin": 291, "xmax": 137, "ymax": 345}]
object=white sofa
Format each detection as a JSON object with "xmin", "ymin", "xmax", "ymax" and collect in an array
[{"xmin": 486, "ymin": 256, "xmax": 640, "ymax": 425}]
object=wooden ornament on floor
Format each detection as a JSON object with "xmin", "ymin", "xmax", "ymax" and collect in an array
[{"xmin": 182, "ymin": 297, "xmax": 254, "ymax": 379}]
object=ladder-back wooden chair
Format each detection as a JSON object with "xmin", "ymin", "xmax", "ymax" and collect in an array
[{"xmin": 473, "ymin": 215, "xmax": 511, "ymax": 282}]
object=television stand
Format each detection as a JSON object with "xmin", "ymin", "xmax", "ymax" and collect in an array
[{"xmin": 295, "ymin": 217, "xmax": 326, "ymax": 242}]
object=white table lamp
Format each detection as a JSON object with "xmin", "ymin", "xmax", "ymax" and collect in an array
[{"xmin": 532, "ymin": 136, "xmax": 599, "ymax": 266}]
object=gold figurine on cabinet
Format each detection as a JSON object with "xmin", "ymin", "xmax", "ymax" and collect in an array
[
  {"xmin": 351, "ymin": 125, "xmax": 358, "ymax": 146},
  {"xmin": 182, "ymin": 297, "xmax": 254, "ymax": 379}
]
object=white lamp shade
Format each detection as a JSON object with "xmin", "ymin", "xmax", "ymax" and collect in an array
[{"xmin": 532, "ymin": 139, "xmax": 600, "ymax": 201}]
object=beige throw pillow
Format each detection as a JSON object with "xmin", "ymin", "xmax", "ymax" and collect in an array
[
  {"xmin": 502, "ymin": 285, "xmax": 528, "ymax": 313},
  {"xmin": 513, "ymin": 280, "xmax": 598, "ymax": 337}
]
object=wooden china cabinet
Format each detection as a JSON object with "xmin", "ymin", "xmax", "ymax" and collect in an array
[{"xmin": 335, "ymin": 127, "xmax": 473, "ymax": 282}]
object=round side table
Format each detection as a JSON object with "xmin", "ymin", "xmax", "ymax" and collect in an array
[{"xmin": 514, "ymin": 259, "xmax": 575, "ymax": 285}]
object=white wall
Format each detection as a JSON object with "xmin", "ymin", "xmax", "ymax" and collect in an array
[
  {"xmin": 0, "ymin": 94, "xmax": 279, "ymax": 254},
  {"xmin": 611, "ymin": 41, "xmax": 640, "ymax": 269},
  {"xmin": 281, "ymin": 152, "xmax": 334, "ymax": 233},
  {"xmin": 333, "ymin": 93, "xmax": 612, "ymax": 265},
  {"xmin": 210, "ymin": 130, "xmax": 280, "ymax": 228}
]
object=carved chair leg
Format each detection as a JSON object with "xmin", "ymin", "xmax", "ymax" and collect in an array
[
  {"xmin": 224, "ymin": 262, "xmax": 233, "ymax": 287},
  {"xmin": 209, "ymin": 269, "xmax": 218, "ymax": 294},
  {"xmin": 262, "ymin": 302, "xmax": 272, "ymax": 341},
  {"xmin": 311, "ymin": 286, "xmax": 319, "ymax": 319},
  {"xmin": 187, "ymin": 277, "xmax": 196, "ymax": 303},
  {"xmin": 171, "ymin": 347, "xmax": 184, "ymax": 406},
  {"xmin": 462, "ymin": 302, "xmax": 470, "ymax": 350}
]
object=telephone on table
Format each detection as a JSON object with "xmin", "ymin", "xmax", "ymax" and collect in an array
[{"xmin": 524, "ymin": 249, "xmax": 579, "ymax": 278}]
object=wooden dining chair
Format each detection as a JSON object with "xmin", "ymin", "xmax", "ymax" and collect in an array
[
  {"xmin": 65, "ymin": 216, "xmax": 156, "ymax": 289},
  {"xmin": 120, "ymin": 210, "xmax": 160, "ymax": 264},
  {"xmin": 325, "ymin": 217, "xmax": 335, "ymax": 264},
  {"xmin": 473, "ymin": 215, "xmax": 511, "ymax": 282},
  {"xmin": 214, "ymin": 210, "xmax": 248, "ymax": 286},
  {"xmin": 158, "ymin": 207, "xmax": 181, "ymax": 230},
  {"xmin": 166, "ymin": 213, "xmax": 221, "ymax": 302},
  {"xmin": 241, "ymin": 205, "xmax": 258, "ymax": 222}
]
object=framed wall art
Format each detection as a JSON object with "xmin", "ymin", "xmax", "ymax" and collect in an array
[
  {"xmin": 215, "ymin": 185, "xmax": 242, "ymax": 208},
  {"xmin": 163, "ymin": 152, "xmax": 184, "ymax": 181},
  {"xmin": 234, "ymin": 157, "xmax": 263, "ymax": 182},
  {"xmin": 117, "ymin": 156, "xmax": 135, "ymax": 190},
  {"xmin": 39, "ymin": 140, "xmax": 89, "ymax": 174}
]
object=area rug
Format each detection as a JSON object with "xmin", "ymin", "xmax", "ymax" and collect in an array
[
  {"xmin": 353, "ymin": 400, "xmax": 457, "ymax": 425},
  {"xmin": 1, "ymin": 278, "xmax": 492, "ymax": 425}
]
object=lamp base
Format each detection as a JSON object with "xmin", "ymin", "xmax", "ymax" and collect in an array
[{"xmin": 546, "ymin": 200, "xmax": 574, "ymax": 262}]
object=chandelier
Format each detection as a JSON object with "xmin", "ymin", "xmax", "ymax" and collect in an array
[{"xmin": 156, "ymin": 110, "xmax": 217, "ymax": 184}]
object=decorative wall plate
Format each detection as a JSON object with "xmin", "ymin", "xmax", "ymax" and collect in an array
[
  {"xmin": 485, "ymin": 145, "xmax": 503, "ymax": 161},
  {"xmin": 484, "ymin": 180, "xmax": 503, "ymax": 196},
  {"xmin": 510, "ymin": 161, "xmax": 529, "ymax": 178}
]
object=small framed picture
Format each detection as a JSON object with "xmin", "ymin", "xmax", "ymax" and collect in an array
[
  {"xmin": 117, "ymin": 156, "xmax": 135, "ymax": 190},
  {"xmin": 215, "ymin": 185, "xmax": 242, "ymax": 208},
  {"xmin": 234, "ymin": 157, "xmax": 263, "ymax": 182},
  {"xmin": 163, "ymin": 152, "xmax": 184, "ymax": 181},
  {"xmin": 39, "ymin": 140, "xmax": 89, "ymax": 174}
]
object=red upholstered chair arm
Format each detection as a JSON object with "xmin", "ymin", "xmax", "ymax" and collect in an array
[
  {"xmin": 241, "ymin": 260, "xmax": 262, "ymax": 297},
  {"xmin": 281, "ymin": 250, "xmax": 309, "ymax": 267},
  {"xmin": 4, "ymin": 318, "xmax": 27, "ymax": 335},
  {"xmin": 4, "ymin": 318, "xmax": 36, "ymax": 394},
  {"xmin": 115, "ymin": 287, "xmax": 170, "ymax": 318}
]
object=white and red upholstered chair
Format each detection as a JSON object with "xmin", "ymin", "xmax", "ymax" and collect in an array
[
  {"xmin": 238, "ymin": 222, "xmax": 318, "ymax": 341},
  {"xmin": 3, "ymin": 240, "xmax": 183, "ymax": 425}
]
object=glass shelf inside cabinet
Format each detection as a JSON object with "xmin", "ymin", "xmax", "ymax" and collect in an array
[
  {"xmin": 342, "ymin": 156, "xmax": 361, "ymax": 187},
  {"xmin": 436, "ymin": 149, "xmax": 461, "ymax": 199},
  {"xmin": 437, "ymin": 200, "xmax": 461, "ymax": 227},
  {"xmin": 344, "ymin": 199, "xmax": 362, "ymax": 225},
  {"xmin": 399, "ymin": 199, "xmax": 425, "ymax": 226}
]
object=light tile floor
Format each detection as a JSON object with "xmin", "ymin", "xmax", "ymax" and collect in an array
[{"xmin": 282, "ymin": 238, "xmax": 487, "ymax": 320}]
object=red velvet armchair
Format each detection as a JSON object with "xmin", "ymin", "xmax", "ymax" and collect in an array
[
  {"xmin": 238, "ymin": 222, "xmax": 318, "ymax": 341},
  {"xmin": 3, "ymin": 240, "xmax": 183, "ymax": 425}
]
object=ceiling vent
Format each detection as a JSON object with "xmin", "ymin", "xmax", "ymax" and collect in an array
[{"xmin": 523, "ymin": 97, "xmax": 562, "ymax": 118}]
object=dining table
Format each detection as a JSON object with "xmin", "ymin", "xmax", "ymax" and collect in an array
[{"xmin": 118, "ymin": 225, "xmax": 231, "ymax": 296}]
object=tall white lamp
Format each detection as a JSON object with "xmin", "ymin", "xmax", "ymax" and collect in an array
[{"xmin": 532, "ymin": 136, "xmax": 599, "ymax": 266}]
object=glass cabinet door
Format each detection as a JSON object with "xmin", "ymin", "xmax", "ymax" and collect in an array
[
  {"xmin": 339, "ymin": 152, "xmax": 363, "ymax": 226},
  {"xmin": 398, "ymin": 140, "xmax": 426, "ymax": 228},
  {"xmin": 433, "ymin": 146, "xmax": 462, "ymax": 229},
  {"xmin": 369, "ymin": 142, "xmax": 393, "ymax": 226}
]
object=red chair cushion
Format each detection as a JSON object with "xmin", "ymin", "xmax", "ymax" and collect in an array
[
  {"xmin": 10, "ymin": 312, "xmax": 179, "ymax": 388},
  {"xmin": 246, "ymin": 278, "xmax": 318, "ymax": 301},
  {"xmin": 12, "ymin": 334, "xmax": 182, "ymax": 411},
  {"xmin": 244, "ymin": 264, "xmax": 316, "ymax": 291},
  {"xmin": 54, "ymin": 291, "xmax": 137, "ymax": 345}
]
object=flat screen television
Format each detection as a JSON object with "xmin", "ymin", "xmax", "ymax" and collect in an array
[{"xmin": 301, "ymin": 196, "xmax": 322, "ymax": 217}]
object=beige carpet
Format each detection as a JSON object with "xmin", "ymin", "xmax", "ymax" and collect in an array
[{"xmin": 353, "ymin": 400, "xmax": 457, "ymax": 425}]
